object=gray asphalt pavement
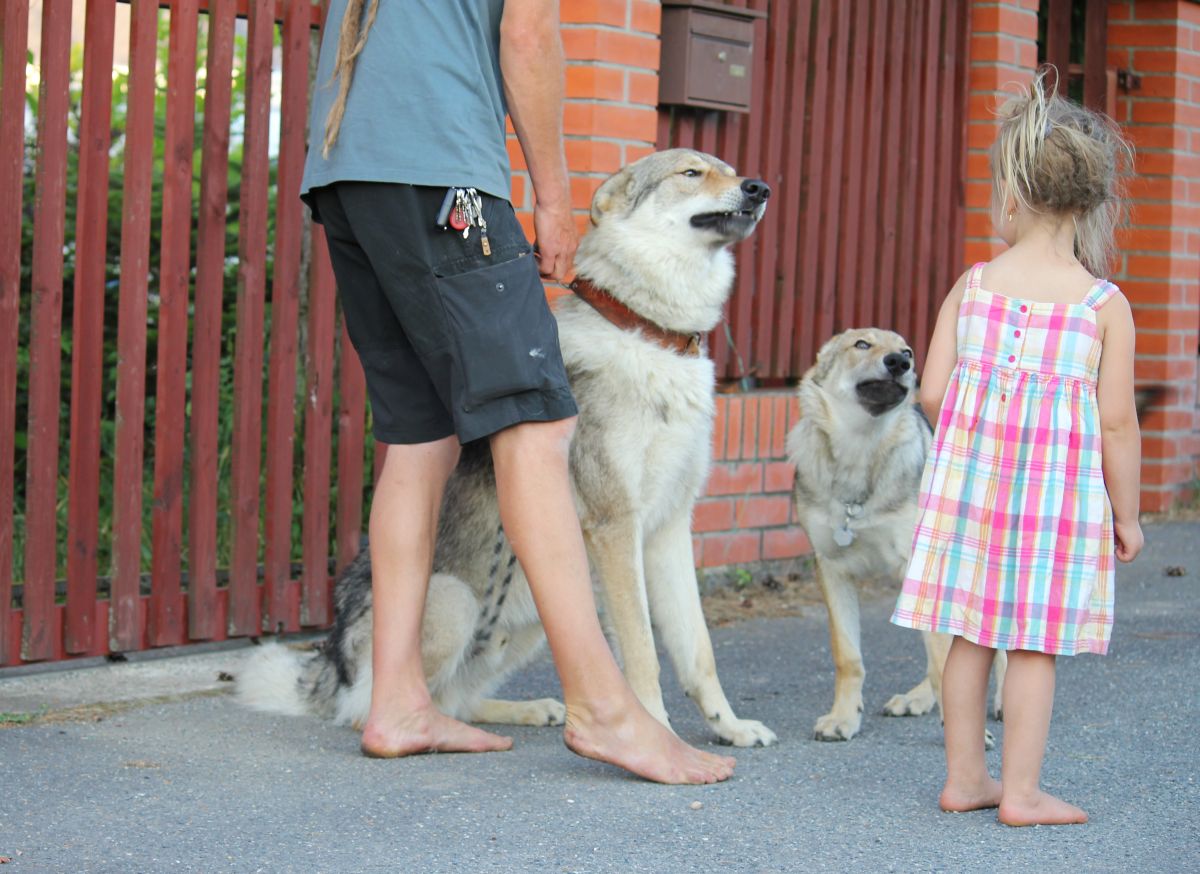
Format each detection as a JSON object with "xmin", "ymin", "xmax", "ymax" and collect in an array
[{"xmin": 2, "ymin": 520, "xmax": 1197, "ymax": 873}]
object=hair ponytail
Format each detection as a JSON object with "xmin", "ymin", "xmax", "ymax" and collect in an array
[
  {"xmin": 322, "ymin": 0, "xmax": 381, "ymax": 158},
  {"xmin": 991, "ymin": 68, "xmax": 1132, "ymax": 276}
]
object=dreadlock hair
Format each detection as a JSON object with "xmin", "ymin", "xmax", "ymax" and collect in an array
[
  {"xmin": 990, "ymin": 67, "xmax": 1133, "ymax": 276},
  {"xmin": 322, "ymin": 0, "xmax": 381, "ymax": 158}
]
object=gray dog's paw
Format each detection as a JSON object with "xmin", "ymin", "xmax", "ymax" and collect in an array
[
  {"xmin": 882, "ymin": 690, "xmax": 937, "ymax": 717},
  {"xmin": 813, "ymin": 711, "xmax": 861, "ymax": 741}
]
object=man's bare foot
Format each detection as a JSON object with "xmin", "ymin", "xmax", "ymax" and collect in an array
[
  {"xmin": 360, "ymin": 704, "xmax": 513, "ymax": 758},
  {"xmin": 562, "ymin": 701, "xmax": 735, "ymax": 784},
  {"xmin": 940, "ymin": 777, "xmax": 1002, "ymax": 812},
  {"xmin": 998, "ymin": 790, "xmax": 1088, "ymax": 826}
]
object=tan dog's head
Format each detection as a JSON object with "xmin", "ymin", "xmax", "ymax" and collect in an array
[
  {"xmin": 807, "ymin": 328, "xmax": 917, "ymax": 417},
  {"xmin": 589, "ymin": 149, "xmax": 770, "ymax": 247}
]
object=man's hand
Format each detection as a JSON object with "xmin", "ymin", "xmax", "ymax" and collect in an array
[{"xmin": 533, "ymin": 201, "xmax": 577, "ymax": 281}]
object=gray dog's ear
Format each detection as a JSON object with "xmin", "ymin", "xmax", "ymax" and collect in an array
[
  {"xmin": 590, "ymin": 167, "xmax": 635, "ymax": 226},
  {"xmin": 809, "ymin": 332, "xmax": 845, "ymax": 385}
]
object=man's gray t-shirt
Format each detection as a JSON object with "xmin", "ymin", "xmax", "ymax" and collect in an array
[{"xmin": 301, "ymin": 0, "xmax": 511, "ymax": 216}]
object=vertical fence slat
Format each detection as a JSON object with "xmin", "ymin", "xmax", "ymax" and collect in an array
[
  {"xmin": 1082, "ymin": 0, "xmax": 1108, "ymax": 111},
  {"xmin": 817, "ymin": 3, "xmax": 850, "ymax": 345},
  {"xmin": 931, "ymin": 1, "xmax": 963, "ymax": 349},
  {"xmin": 792, "ymin": 0, "xmax": 830, "ymax": 372},
  {"xmin": 836, "ymin": 0, "xmax": 869, "ymax": 335},
  {"xmin": 189, "ymin": 0, "xmax": 235, "ymax": 641},
  {"xmin": 854, "ymin": 0, "xmax": 888, "ymax": 328},
  {"xmin": 773, "ymin": 0, "xmax": 811, "ymax": 377},
  {"xmin": 336, "ymin": 325, "xmax": 366, "ymax": 573},
  {"xmin": 873, "ymin": 0, "xmax": 904, "ymax": 333},
  {"xmin": 894, "ymin": 0, "xmax": 924, "ymax": 342},
  {"xmin": 65, "ymin": 0, "xmax": 118, "ymax": 654},
  {"xmin": 1045, "ymin": 0, "xmax": 1071, "ymax": 78},
  {"xmin": 302, "ymin": 229, "xmax": 336, "ymax": 627},
  {"xmin": 911, "ymin": 0, "xmax": 941, "ymax": 355},
  {"xmin": 750, "ymin": 0, "xmax": 784, "ymax": 378},
  {"xmin": 0, "ymin": 0, "xmax": 31, "ymax": 664},
  {"xmin": 22, "ymin": 0, "xmax": 73, "ymax": 661},
  {"xmin": 111, "ymin": 0, "xmax": 159, "ymax": 651},
  {"xmin": 227, "ymin": 0, "xmax": 274, "ymax": 636},
  {"xmin": 148, "ymin": 0, "xmax": 199, "ymax": 647},
  {"xmin": 262, "ymin": 0, "xmax": 309, "ymax": 632}
]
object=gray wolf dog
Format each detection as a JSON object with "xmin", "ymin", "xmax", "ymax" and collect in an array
[
  {"xmin": 237, "ymin": 149, "xmax": 777, "ymax": 748},
  {"xmin": 786, "ymin": 328, "xmax": 1006, "ymax": 742}
]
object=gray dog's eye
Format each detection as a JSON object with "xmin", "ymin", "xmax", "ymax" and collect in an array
[
  {"xmin": 854, "ymin": 340, "xmax": 871, "ymax": 350},
  {"xmin": 681, "ymin": 169, "xmax": 702, "ymax": 178},
  {"xmin": 903, "ymin": 349, "xmax": 913, "ymax": 358}
]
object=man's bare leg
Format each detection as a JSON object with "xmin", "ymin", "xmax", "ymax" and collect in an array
[
  {"xmin": 490, "ymin": 418, "xmax": 736, "ymax": 784},
  {"xmin": 360, "ymin": 437, "xmax": 513, "ymax": 757}
]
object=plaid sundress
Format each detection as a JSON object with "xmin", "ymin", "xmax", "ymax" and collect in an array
[{"xmin": 891, "ymin": 262, "xmax": 1116, "ymax": 655}]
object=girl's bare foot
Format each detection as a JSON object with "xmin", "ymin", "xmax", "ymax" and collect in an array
[
  {"xmin": 562, "ymin": 701, "xmax": 736, "ymax": 784},
  {"xmin": 998, "ymin": 790, "xmax": 1088, "ymax": 826},
  {"xmin": 360, "ymin": 704, "xmax": 513, "ymax": 758},
  {"xmin": 940, "ymin": 776, "xmax": 1002, "ymax": 812}
]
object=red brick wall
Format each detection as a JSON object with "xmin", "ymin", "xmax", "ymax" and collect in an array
[
  {"xmin": 508, "ymin": 0, "xmax": 662, "ymax": 255},
  {"xmin": 964, "ymin": 0, "xmax": 1041, "ymax": 267},
  {"xmin": 1108, "ymin": 0, "xmax": 1200, "ymax": 511},
  {"xmin": 692, "ymin": 393, "xmax": 809, "ymax": 571},
  {"xmin": 504, "ymin": 1, "xmax": 1199, "ymax": 577}
]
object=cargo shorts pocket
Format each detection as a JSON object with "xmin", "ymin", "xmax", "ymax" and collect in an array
[{"xmin": 434, "ymin": 251, "xmax": 559, "ymax": 410}]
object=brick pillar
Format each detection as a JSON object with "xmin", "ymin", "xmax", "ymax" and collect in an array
[
  {"xmin": 507, "ymin": 0, "xmax": 662, "ymax": 267},
  {"xmin": 963, "ymin": 1, "xmax": 1040, "ymax": 268},
  {"xmin": 1108, "ymin": 0, "xmax": 1200, "ymax": 511}
]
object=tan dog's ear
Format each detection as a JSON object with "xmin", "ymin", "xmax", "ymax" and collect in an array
[{"xmin": 590, "ymin": 166, "xmax": 635, "ymax": 226}]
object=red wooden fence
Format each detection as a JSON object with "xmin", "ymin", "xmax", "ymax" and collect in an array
[
  {"xmin": 659, "ymin": 0, "xmax": 971, "ymax": 383},
  {"xmin": 5, "ymin": 0, "xmax": 974, "ymax": 666},
  {"xmin": 2, "ymin": 0, "xmax": 361, "ymax": 665}
]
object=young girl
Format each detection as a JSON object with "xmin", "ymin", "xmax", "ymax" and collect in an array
[{"xmin": 892, "ymin": 72, "xmax": 1144, "ymax": 826}]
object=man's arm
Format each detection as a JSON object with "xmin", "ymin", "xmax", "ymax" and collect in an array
[{"xmin": 500, "ymin": 0, "xmax": 577, "ymax": 281}]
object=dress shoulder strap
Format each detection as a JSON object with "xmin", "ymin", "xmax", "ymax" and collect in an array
[
  {"xmin": 966, "ymin": 262, "xmax": 986, "ymax": 293},
  {"xmin": 1082, "ymin": 279, "xmax": 1119, "ymax": 311}
]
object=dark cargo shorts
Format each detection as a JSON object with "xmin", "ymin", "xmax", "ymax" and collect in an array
[{"xmin": 311, "ymin": 182, "xmax": 577, "ymax": 445}]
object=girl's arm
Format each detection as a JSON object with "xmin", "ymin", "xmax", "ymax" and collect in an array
[
  {"xmin": 918, "ymin": 270, "xmax": 969, "ymax": 423},
  {"xmin": 1096, "ymin": 292, "xmax": 1144, "ymax": 562}
]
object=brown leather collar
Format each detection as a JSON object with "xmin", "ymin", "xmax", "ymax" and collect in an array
[{"xmin": 569, "ymin": 277, "xmax": 703, "ymax": 357}]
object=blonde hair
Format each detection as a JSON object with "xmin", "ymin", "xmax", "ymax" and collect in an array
[
  {"xmin": 990, "ymin": 68, "xmax": 1132, "ymax": 276},
  {"xmin": 322, "ymin": 0, "xmax": 381, "ymax": 158}
]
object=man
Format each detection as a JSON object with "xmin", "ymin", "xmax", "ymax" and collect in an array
[{"xmin": 300, "ymin": 0, "xmax": 734, "ymax": 784}]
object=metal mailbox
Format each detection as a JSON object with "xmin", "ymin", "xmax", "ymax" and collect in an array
[{"xmin": 658, "ymin": 0, "xmax": 765, "ymax": 113}]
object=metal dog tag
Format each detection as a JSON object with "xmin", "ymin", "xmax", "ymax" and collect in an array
[{"xmin": 833, "ymin": 525, "xmax": 855, "ymax": 548}]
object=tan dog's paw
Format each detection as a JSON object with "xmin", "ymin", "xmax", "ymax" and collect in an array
[
  {"xmin": 472, "ymin": 698, "xmax": 566, "ymax": 727},
  {"xmin": 711, "ymin": 717, "xmax": 777, "ymax": 747},
  {"xmin": 882, "ymin": 688, "xmax": 937, "ymax": 717},
  {"xmin": 523, "ymin": 698, "xmax": 567, "ymax": 726},
  {"xmin": 813, "ymin": 711, "xmax": 861, "ymax": 741}
]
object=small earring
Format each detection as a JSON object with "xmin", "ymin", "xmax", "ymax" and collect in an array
[{"xmin": 1007, "ymin": 212, "xmax": 1015, "ymax": 222}]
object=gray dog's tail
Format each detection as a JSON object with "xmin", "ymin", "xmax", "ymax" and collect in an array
[{"xmin": 235, "ymin": 640, "xmax": 341, "ymax": 720}]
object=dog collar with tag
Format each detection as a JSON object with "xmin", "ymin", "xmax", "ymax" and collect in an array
[{"xmin": 569, "ymin": 277, "xmax": 703, "ymax": 357}]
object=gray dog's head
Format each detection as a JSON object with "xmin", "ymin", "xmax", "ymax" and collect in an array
[
  {"xmin": 808, "ymin": 328, "xmax": 917, "ymax": 417},
  {"xmin": 588, "ymin": 149, "xmax": 770, "ymax": 247}
]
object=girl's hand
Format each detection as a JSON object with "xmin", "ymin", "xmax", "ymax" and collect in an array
[{"xmin": 1114, "ymin": 518, "xmax": 1144, "ymax": 562}]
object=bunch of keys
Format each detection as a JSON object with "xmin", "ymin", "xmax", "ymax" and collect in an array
[{"xmin": 436, "ymin": 187, "xmax": 491, "ymax": 256}]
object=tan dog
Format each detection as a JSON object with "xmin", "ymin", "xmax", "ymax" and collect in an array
[{"xmin": 786, "ymin": 328, "xmax": 1006, "ymax": 742}]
